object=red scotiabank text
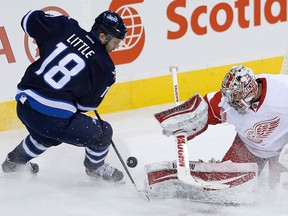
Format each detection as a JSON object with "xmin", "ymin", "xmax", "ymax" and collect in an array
[{"xmin": 167, "ymin": 0, "xmax": 287, "ymax": 39}]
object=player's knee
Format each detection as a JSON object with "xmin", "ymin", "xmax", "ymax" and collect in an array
[
  {"xmin": 90, "ymin": 121, "xmax": 112, "ymax": 150},
  {"xmin": 101, "ymin": 120, "xmax": 113, "ymax": 138}
]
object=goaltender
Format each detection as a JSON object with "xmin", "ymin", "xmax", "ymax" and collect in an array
[{"xmin": 155, "ymin": 65, "xmax": 288, "ymax": 188}]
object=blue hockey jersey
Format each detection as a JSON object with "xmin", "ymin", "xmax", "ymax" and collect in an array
[{"xmin": 16, "ymin": 10, "xmax": 116, "ymax": 118}]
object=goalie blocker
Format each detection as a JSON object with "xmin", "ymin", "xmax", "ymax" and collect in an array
[{"xmin": 154, "ymin": 94, "xmax": 208, "ymax": 140}]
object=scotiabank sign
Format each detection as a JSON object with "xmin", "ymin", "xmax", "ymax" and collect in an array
[
  {"xmin": 0, "ymin": 0, "xmax": 287, "ymax": 66},
  {"xmin": 167, "ymin": 0, "xmax": 287, "ymax": 38}
]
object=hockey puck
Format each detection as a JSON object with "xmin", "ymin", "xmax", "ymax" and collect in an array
[{"xmin": 126, "ymin": 156, "xmax": 138, "ymax": 168}]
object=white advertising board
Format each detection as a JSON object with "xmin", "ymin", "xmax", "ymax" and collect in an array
[{"xmin": 1, "ymin": 0, "xmax": 288, "ymax": 102}]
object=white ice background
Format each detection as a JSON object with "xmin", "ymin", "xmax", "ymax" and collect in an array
[{"xmin": 0, "ymin": 104, "xmax": 288, "ymax": 216}]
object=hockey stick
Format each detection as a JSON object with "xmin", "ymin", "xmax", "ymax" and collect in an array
[
  {"xmin": 169, "ymin": 65, "xmax": 229, "ymax": 190},
  {"xmin": 94, "ymin": 110, "xmax": 150, "ymax": 201}
]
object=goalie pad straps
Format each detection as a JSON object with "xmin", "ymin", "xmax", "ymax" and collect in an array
[{"xmin": 154, "ymin": 94, "xmax": 208, "ymax": 140}]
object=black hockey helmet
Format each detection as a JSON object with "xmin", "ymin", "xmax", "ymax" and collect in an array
[{"xmin": 91, "ymin": 10, "xmax": 127, "ymax": 40}]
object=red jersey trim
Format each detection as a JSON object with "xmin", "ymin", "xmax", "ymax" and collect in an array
[
  {"xmin": 204, "ymin": 92, "xmax": 222, "ymax": 125},
  {"xmin": 250, "ymin": 78, "xmax": 267, "ymax": 112}
]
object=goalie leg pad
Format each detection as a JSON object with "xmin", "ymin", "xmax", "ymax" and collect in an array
[{"xmin": 144, "ymin": 160, "xmax": 258, "ymax": 198}]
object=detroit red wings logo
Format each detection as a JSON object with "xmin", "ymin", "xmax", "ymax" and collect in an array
[{"xmin": 245, "ymin": 116, "xmax": 280, "ymax": 143}]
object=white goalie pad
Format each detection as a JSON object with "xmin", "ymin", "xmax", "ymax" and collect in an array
[{"xmin": 144, "ymin": 160, "xmax": 258, "ymax": 201}]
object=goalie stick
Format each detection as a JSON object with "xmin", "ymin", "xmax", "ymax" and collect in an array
[{"xmin": 169, "ymin": 65, "xmax": 229, "ymax": 190}]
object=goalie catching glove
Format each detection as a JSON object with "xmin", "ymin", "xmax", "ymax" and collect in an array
[{"xmin": 154, "ymin": 94, "xmax": 208, "ymax": 140}]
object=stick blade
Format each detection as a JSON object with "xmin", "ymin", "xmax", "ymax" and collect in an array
[{"xmin": 178, "ymin": 168, "xmax": 230, "ymax": 190}]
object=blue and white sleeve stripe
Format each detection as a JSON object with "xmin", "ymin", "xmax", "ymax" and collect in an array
[
  {"xmin": 77, "ymin": 103, "xmax": 97, "ymax": 112},
  {"xmin": 16, "ymin": 89, "xmax": 77, "ymax": 118}
]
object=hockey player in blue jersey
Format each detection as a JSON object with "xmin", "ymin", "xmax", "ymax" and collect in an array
[{"xmin": 2, "ymin": 9, "xmax": 127, "ymax": 182}]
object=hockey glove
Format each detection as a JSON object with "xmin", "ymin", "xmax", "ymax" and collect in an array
[{"xmin": 154, "ymin": 94, "xmax": 208, "ymax": 140}]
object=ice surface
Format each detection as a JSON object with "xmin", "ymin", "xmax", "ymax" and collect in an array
[{"xmin": 0, "ymin": 104, "xmax": 287, "ymax": 216}]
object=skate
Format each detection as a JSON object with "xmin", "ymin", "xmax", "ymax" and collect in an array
[
  {"xmin": 86, "ymin": 163, "xmax": 124, "ymax": 182},
  {"xmin": 2, "ymin": 157, "xmax": 39, "ymax": 175}
]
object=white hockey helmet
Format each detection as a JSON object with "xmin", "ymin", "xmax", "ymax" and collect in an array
[{"xmin": 221, "ymin": 65, "xmax": 258, "ymax": 114}]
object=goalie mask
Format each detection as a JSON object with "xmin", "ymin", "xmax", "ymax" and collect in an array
[{"xmin": 221, "ymin": 65, "xmax": 258, "ymax": 114}]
